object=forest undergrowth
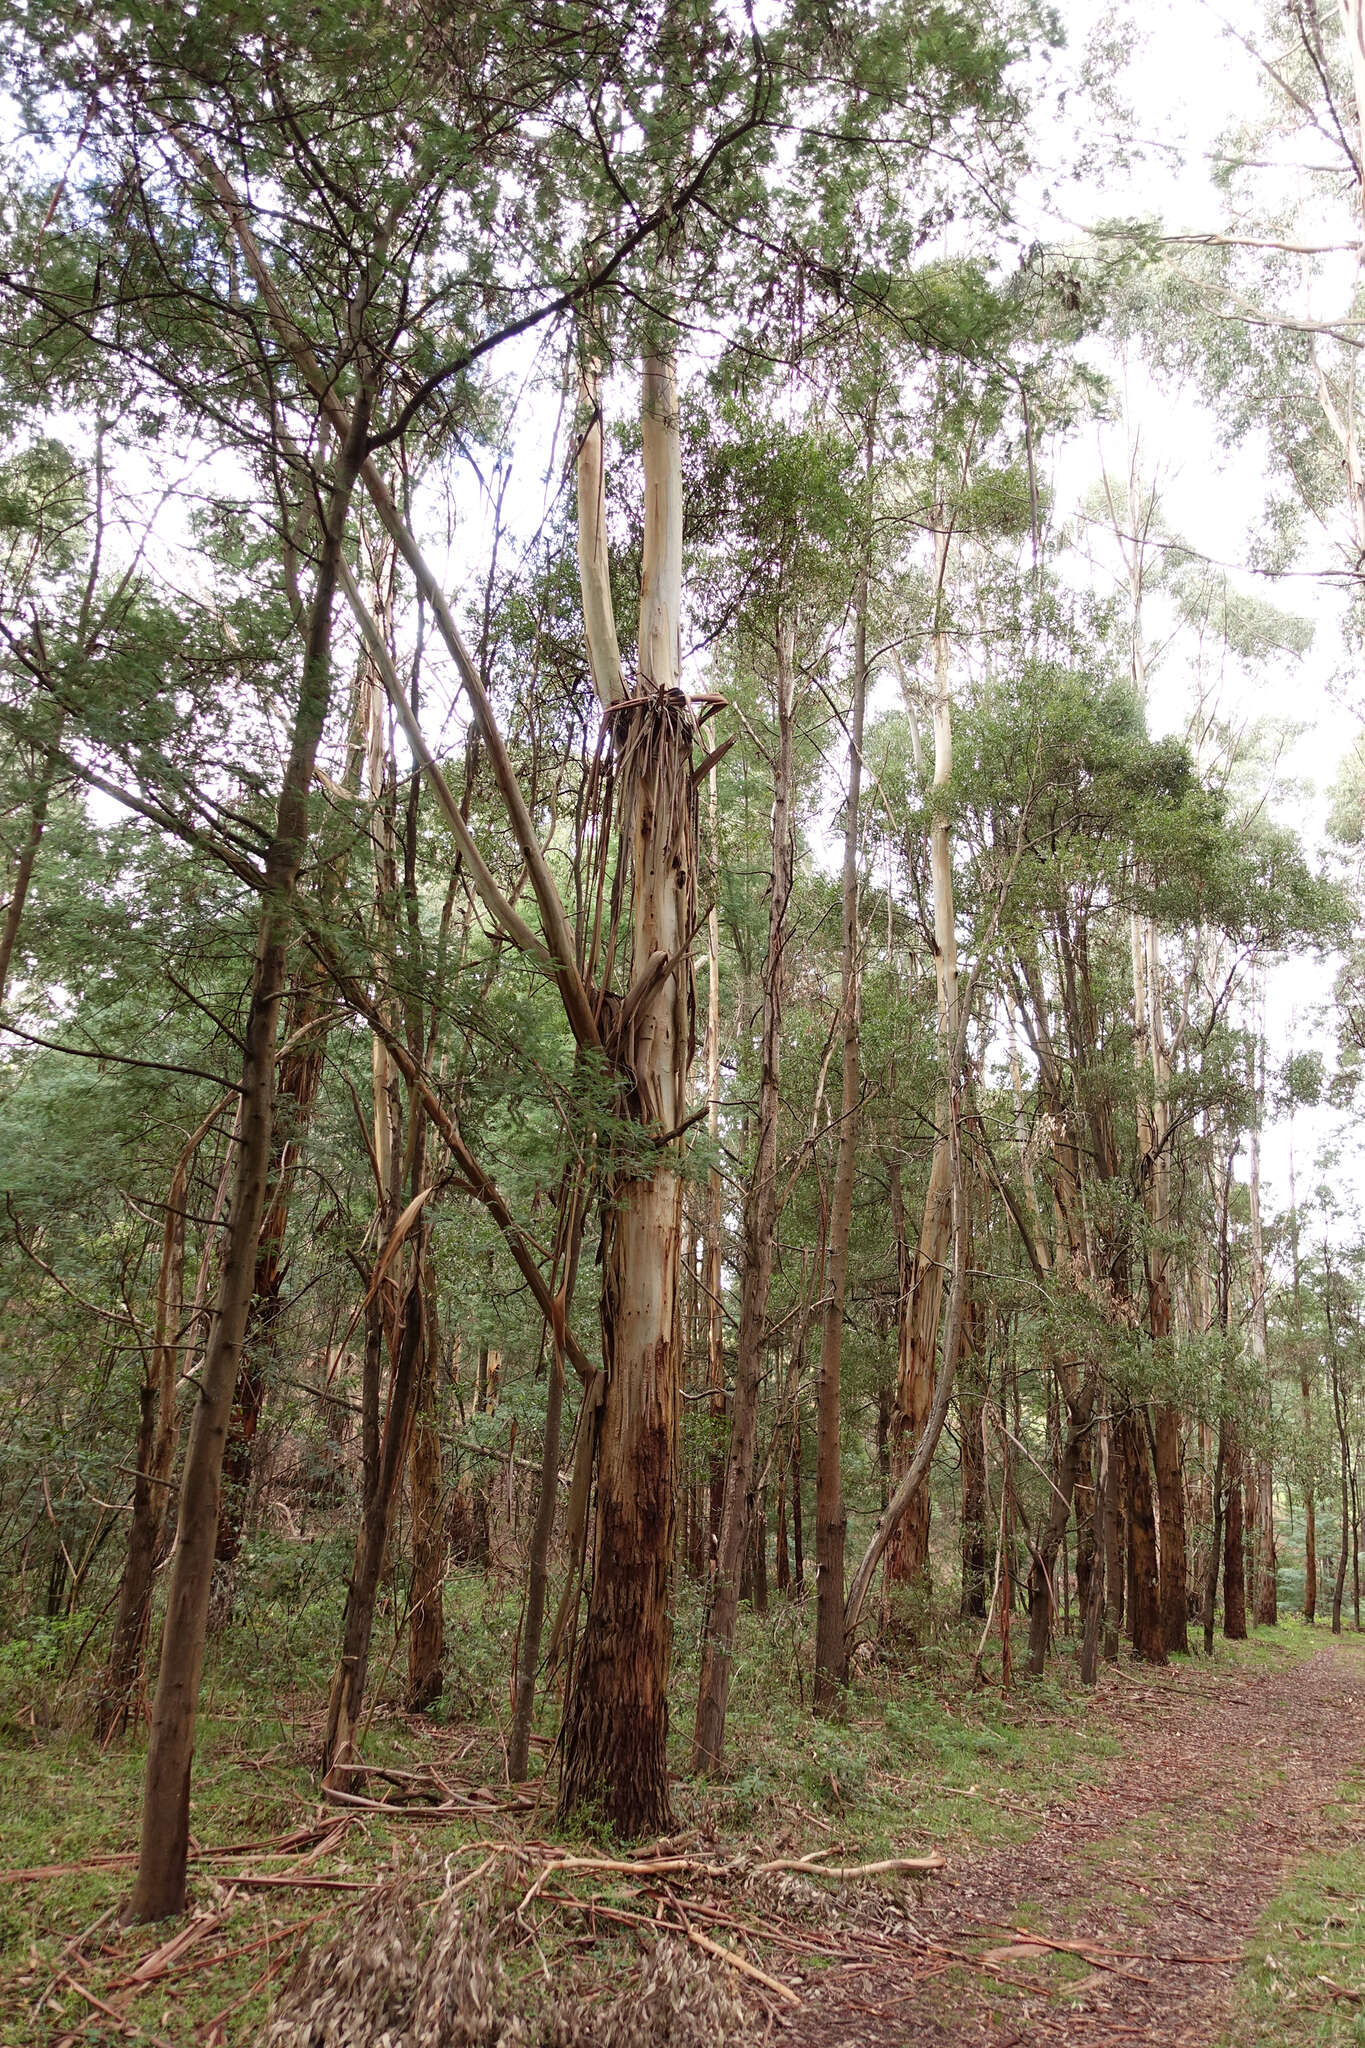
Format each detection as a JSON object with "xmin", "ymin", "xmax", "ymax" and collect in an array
[{"xmin": 3, "ymin": 1558, "xmax": 1363, "ymax": 2048}]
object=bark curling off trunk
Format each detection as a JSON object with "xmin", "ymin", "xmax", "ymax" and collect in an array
[{"xmin": 559, "ymin": 351, "xmax": 695, "ymax": 1837}]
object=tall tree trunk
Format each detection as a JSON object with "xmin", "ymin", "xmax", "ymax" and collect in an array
[
  {"xmin": 509, "ymin": 1185, "xmax": 585, "ymax": 1781},
  {"xmin": 703, "ymin": 767, "xmax": 727, "ymax": 1564},
  {"xmin": 885, "ymin": 525, "xmax": 958, "ymax": 1605},
  {"xmin": 96, "ymin": 1106, "xmax": 223, "ymax": 1739},
  {"xmin": 1026, "ymin": 1379, "xmax": 1095, "ymax": 1675},
  {"xmin": 1080, "ymin": 1413, "xmax": 1109, "ymax": 1685},
  {"xmin": 559, "ymin": 351, "xmax": 695, "ymax": 1836},
  {"xmin": 812, "ymin": 573, "xmax": 868, "ymax": 1716},
  {"xmin": 693, "ymin": 621, "xmax": 795, "ymax": 1772},
  {"xmin": 1153, "ymin": 1405, "xmax": 1188, "ymax": 1654},
  {"xmin": 323, "ymin": 1267, "xmax": 425, "ymax": 1777},
  {"xmin": 1247, "ymin": 1083, "xmax": 1278, "ymax": 1626},
  {"xmin": 1222, "ymin": 1432, "xmax": 1248, "ymax": 1641},
  {"xmin": 1120, "ymin": 1408, "xmax": 1166, "ymax": 1663},
  {"xmin": 129, "ymin": 409, "xmax": 368, "ymax": 1923},
  {"xmin": 1103, "ymin": 1415, "xmax": 1123, "ymax": 1665},
  {"xmin": 0, "ymin": 704, "xmax": 65, "ymax": 1006},
  {"xmin": 1203, "ymin": 1418, "xmax": 1227, "ymax": 1655},
  {"xmin": 407, "ymin": 1242, "xmax": 445, "ymax": 1712},
  {"xmin": 958, "ymin": 1355, "xmax": 988, "ymax": 1622},
  {"xmin": 212, "ymin": 1003, "xmax": 328, "ymax": 1597},
  {"xmin": 1329, "ymin": 1322, "xmax": 1351, "ymax": 1636}
]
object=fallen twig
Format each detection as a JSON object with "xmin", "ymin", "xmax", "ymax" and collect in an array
[{"xmin": 756, "ymin": 1852, "xmax": 945, "ymax": 1879}]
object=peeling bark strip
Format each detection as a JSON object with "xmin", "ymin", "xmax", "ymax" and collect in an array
[{"xmin": 559, "ymin": 354, "xmax": 697, "ymax": 1837}]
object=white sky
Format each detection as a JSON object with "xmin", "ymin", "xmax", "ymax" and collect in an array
[
  {"xmin": 28, "ymin": 0, "xmax": 1363, "ymax": 1238},
  {"xmin": 1015, "ymin": 0, "xmax": 1365, "ymax": 1231}
]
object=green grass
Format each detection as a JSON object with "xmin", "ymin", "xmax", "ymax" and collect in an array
[
  {"xmin": 1223, "ymin": 1767, "xmax": 1365, "ymax": 2046},
  {"xmin": 4, "ymin": 1543, "xmax": 1364, "ymax": 2044}
]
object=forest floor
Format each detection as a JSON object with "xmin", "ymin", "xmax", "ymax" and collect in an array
[
  {"xmin": 784, "ymin": 1635, "xmax": 1365, "ymax": 2048},
  {"xmin": 2, "ymin": 1588, "xmax": 1364, "ymax": 2046}
]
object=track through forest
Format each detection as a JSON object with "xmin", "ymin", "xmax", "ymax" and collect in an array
[{"xmin": 784, "ymin": 1648, "xmax": 1365, "ymax": 2047}]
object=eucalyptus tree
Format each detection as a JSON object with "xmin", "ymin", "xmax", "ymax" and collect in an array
[
  {"xmin": 2, "ymin": 0, "xmax": 1074, "ymax": 1865},
  {"xmin": 687, "ymin": 404, "xmax": 857, "ymax": 1770}
]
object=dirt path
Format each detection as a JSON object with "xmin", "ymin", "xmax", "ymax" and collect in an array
[{"xmin": 782, "ymin": 1648, "xmax": 1365, "ymax": 2048}]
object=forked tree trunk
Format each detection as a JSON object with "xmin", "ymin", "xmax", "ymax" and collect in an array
[
  {"xmin": 693, "ymin": 621, "xmax": 795, "ymax": 1773},
  {"xmin": 130, "ymin": 411, "xmax": 368, "ymax": 1923},
  {"xmin": 559, "ymin": 351, "xmax": 695, "ymax": 1836},
  {"xmin": 813, "ymin": 579, "xmax": 868, "ymax": 1715},
  {"xmin": 96, "ymin": 1106, "xmax": 223, "ymax": 1740}
]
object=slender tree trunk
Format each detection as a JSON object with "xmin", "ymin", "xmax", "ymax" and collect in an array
[
  {"xmin": 812, "ymin": 572, "xmax": 868, "ymax": 1716},
  {"xmin": 1330, "ymin": 1341, "xmax": 1350, "ymax": 1636},
  {"xmin": 1203, "ymin": 1419, "xmax": 1226, "ymax": 1655},
  {"xmin": 323, "ymin": 1271, "xmax": 425, "ymax": 1777},
  {"xmin": 775, "ymin": 1456, "xmax": 791, "ymax": 1596},
  {"xmin": 703, "ymin": 769, "xmax": 727, "ymax": 1564},
  {"xmin": 1223, "ymin": 1432, "xmax": 1248, "ymax": 1641},
  {"xmin": 959, "ymin": 1359, "xmax": 988, "ymax": 1622},
  {"xmin": 129, "ymin": 410, "xmax": 367, "ymax": 1923},
  {"xmin": 96, "ymin": 1108, "xmax": 222, "ymax": 1739},
  {"xmin": 1153, "ymin": 1405, "xmax": 1188, "ymax": 1654},
  {"xmin": 559, "ymin": 352, "xmax": 695, "ymax": 1836},
  {"xmin": 886, "ymin": 528, "xmax": 957, "ymax": 1605},
  {"xmin": 407, "ymin": 1243, "xmax": 445, "ymax": 1712},
  {"xmin": 1080, "ymin": 1414, "xmax": 1108, "ymax": 1685},
  {"xmin": 211, "ymin": 1008, "xmax": 328, "ymax": 1599},
  {"xmin": 1103, "ymin": 1417, "xmax": 1122, "ymax": 1665},
  {"xmin": 506, "ymin": 1345, "xmax": 563, "ymax": 1780},
  {"xmin": 752, "ymin": 1489, "xmax": 769, "ymax": 1614},
  {"xmin": 509, "ymin": 1188, "xmax": 584, "ymax": 1781},
  {"xmin": 1026, "ymin": 1380, "xmax": 1095, "ymax": 1675},
  {"xmin": 0, "ymin": 705, "xmax": 64, "ymax": 1006},
  {"xmin": 693, "ymin": 623, "xmax": 794, "ymax": 1770},
  {"xmin": 791, "ymin": 1382, "xmax": 805, "ymax": 1594},
  {"xmin": 1247, "ymin": 1081, "xmax": 1277, "ymax": 1626},
  {"xmin": 1120, "ymin": 1409, "xmax": 1166, "ymax": 1664}
]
